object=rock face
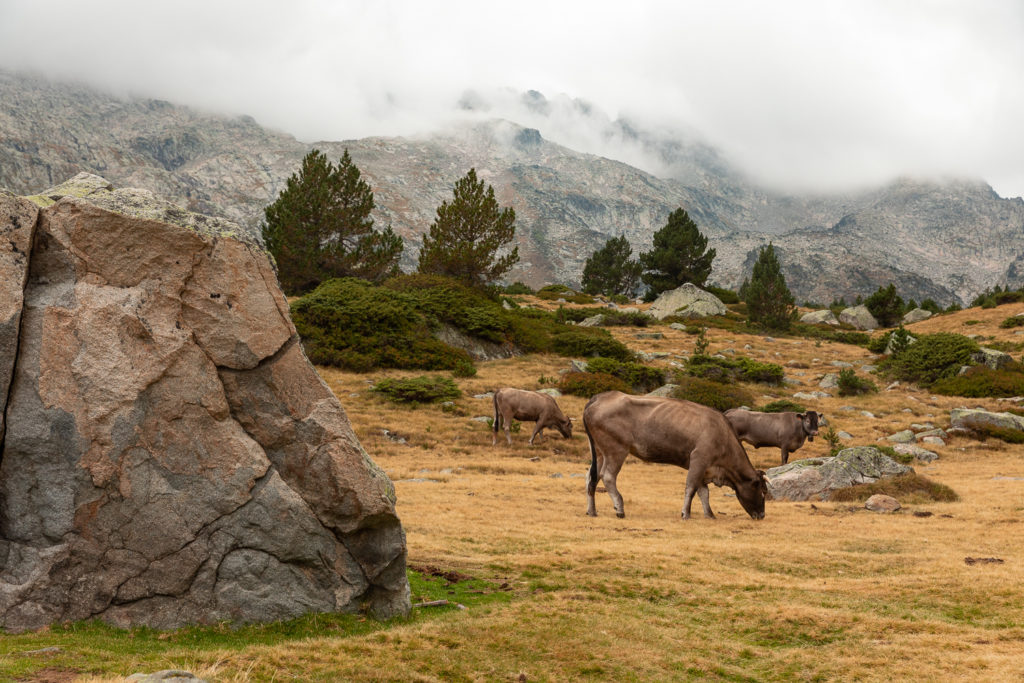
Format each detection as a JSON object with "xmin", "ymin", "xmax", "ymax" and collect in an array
[
  {"xmin": 647, "ymin": 283, "xmax": 727, "ymax": 320},
  {"xmin": 0, "ymin": 175, "xmax": 410, "ymax": 632},
  {"xmin": 838, "ymin": 305, "xmax": 879, "ymax": 330},
  {"xmin": 764, "ymin": 446, "xmax": 913, "ymax": 502}
]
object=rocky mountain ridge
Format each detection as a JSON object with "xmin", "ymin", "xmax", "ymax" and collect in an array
[{"xmin": 3, "ymin": 70, "xmax": 1022, "ymax": 304}]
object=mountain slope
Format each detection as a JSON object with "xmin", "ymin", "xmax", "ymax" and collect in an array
[{"xmin": 3, "ymin": 70, "xmax": 1022, "ymax": 304}]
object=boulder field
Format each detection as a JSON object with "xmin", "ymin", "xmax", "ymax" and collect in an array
[{"xmin": 0, "ymin": 174, "xmax": 409, "ymax": 632}]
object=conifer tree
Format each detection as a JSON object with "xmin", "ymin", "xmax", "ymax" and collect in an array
[
  {"xmin": 262, "ymin": 149, "xmax": 402, "ymax": 294},
  {"xmin": 581, "ymin": 234, "xmax": 642, "ymax": 296},
  {"xmin": 417, "ymin": 168, "xmax": 518, "ymax": 287},
  {"xmin": 744, "ymin": 243, "xmax": 796, "ymax": 330},
  {"xmin": 864, "ymin": 283, "xmax": 905, "ymax": 327},
  {"xmin": 639, "ymin": 208, "xmax": 715, "ymax": 300}
]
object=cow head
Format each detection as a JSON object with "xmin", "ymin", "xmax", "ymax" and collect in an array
[
  {"xmin": 558, "ymin": 416, "xmax": 574, "ymax": 439},
  {"xmin": 734, "ymin": 470, "xmax": 768, "ymax": 520},
  {"xmin": 800, "ymin": 411, "xmax": 821, "ymax": 441}
]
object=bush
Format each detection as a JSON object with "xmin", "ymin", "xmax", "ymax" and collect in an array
[
  {"xmin": 866, "ymin": 331, "xmax": 893, "ymax": 354},
  {"xmin": 930, "ymin": 364, "xmax": 1024, "ymax": 398},
  {"xmin": 686, "ymin": 355, "xmax": 784, "ymax": 385},
  {"xmin": 558, "ymin": 371, "xmax": 631, "ymax": 398},
  {"xmin": 706, "ymin": 285, "xmax": 740, "ymax": 304},
  {"xmin": 669, "ymin": 375, "xmax": 754, "ymax": 412},
  {"xmin": 551, "ymin": 330, "xmax": 634, "ymax": 361},
  {"xmin": 757, "ymin": 399, "xmax": 806, "ymax": 413},
  {"xmin": 969, "ymin": 423, "xmax": 1024, "ymax": 444},
  {"xmin": 372, "ymin": 376, "xmax": 462, "ymax": 403},
  {"xmin": 586, "ymin": 357, "xmax": 666, "ymax": 393},
  {"xmin": 878, "ymin": 332, "xmax": 979, "ymax": 387},
  {"xmin": 292, "ymin": 278, "xmax": 473, "ymax": 372},
  {"xmin": 829, "ymin": 473, "xmax": 959, "ymax": 504},
  {"xmin": 537, "ymin": 284, "xmax": 595, "ymax": 304},
  {"xmin": 999, "ymin": 315, "xmax": 1024, "ymax": 329},
  {"xmin": 503, "ymin": 281, "xmax": 534, "ymax": 295},
  {"xmin": 602, "ymin": 310, "xmax": 656, "ymax": 327},
  {"xmin": 837, "ymin": 368, "xmax": 878, "ymax": 396},
  {"xmin": 554, "ymin": 306, "xmax": 605, "ymax": 324}
]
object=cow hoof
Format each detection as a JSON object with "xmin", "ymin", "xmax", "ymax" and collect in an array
[
  {"xmin": 586, "ymin": 511, "xmax": 597, "ymax": 517},
  {"xmin": 616, "ymin": 511, "xmax": 625, "ymax": 519}
]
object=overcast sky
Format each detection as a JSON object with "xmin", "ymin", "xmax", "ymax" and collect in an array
[{"xmin": 2, "ymin": 0, "xmax": 1022, "ymax": 197}]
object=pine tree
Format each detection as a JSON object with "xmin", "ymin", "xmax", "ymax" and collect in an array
[
  {"xmin": 262, "ymin": 149, "xmax": 402, "ymax": 294},
  {"xmin": 581, "ymin": 234, "xmax": 642, "ymax": 296},
  {"xmin": 864, "ymin": 283, "xmax": 905, "ymax": 327},
  {"xmin": 638, "ymin": 208, "xmax": 715, "ymax": 300},
  {"xmin": 744, "ymin": 243, "xmax": 795, "ymax": 330},
  {"xmin": 417, "ymin": 168, "xmax": 519, "ymax": 287}
]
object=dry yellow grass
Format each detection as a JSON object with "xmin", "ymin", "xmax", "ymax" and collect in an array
[{"xmin": 29, "ymin": 303, "xmax": 1024, "ymax": 681}]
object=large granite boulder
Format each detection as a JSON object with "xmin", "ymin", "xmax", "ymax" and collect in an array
[
  {"xmin": 647, "ymin": 283, "xmax": 727, "ymax": 320},
  {"xmin": 838, "ymin": 305, "xmax": 879, "ymax": 330},
  {"xmin": 0, "ymin": 175, "xmax": 409, "ymax": 632},
  {"xmin": 764, "ymin": 446, "xmax": 913, "ymax": 501},
  {"xmin": 901, "ymin": 308, "xmax": 933, "ymax": 324},
  {"xmin": 971, "ymin": 347, "xmax": 1015, "ymax": 371}
]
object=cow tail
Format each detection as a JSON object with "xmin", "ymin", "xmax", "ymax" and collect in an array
[
  {"xmin": 492, "ymin": 390, "xmax": 500, "ymax": 435},
  {"xmin": 583, "ymin": 398, "xmax": 598, "ymax": 496}
]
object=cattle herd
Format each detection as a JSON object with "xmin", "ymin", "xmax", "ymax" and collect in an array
[{"xmin": 492, "ymin": 387, "xmax": 824, "ymax": 521}]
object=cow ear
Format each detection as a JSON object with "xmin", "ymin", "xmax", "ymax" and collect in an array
[{"xmin": 797, "ymin": 412, "xmax": 805, "ymax": 419}]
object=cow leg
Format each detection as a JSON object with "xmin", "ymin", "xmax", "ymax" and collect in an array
[
  {"xmin": 586, "ymin": 455, "xmax": 600, "ymax": 516},
  {"xmin": 781, "ymin": 448, "xmax": 789, "ymax": 465},
  {"xmin": 601, "ymin": 457, "xmax": 627, "ymax": 518},
  {"xmin": 503, "ymin": 408, "xmax": 513, "ymax": 445},
  {"xmin": 529, "ymin": 424, "xmax": 543, "ymax": 445},
  {"xmin": 682, "ymin": 466, "xmax": 714, "ymax": 519}
]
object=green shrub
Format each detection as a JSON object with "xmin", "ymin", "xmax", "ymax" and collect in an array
[
  {"xmin": 536, "ymin": 284, "xmax": 594, "ymax": 304},
  {"xmin": 878, "ymin": 332, "xmax": 979, "ymax": 387},
  {"xmin": 372, "ymin": 376, "xmax": 462, "ymax": 403},
  {"xmin": 864, "ymin": 283, "xmax": 904, "ymax": 327},
  {"xmin": 609, "ymin": 294, "xmax": 632, "ymax": 305},
  {"xmin": 586, "ymin": 357, "xmax": 666, "ymax": 393},
  {"xmin": 669, "ymin": 375, "xmax": 754, "ymax": 412},
  {"xmin": 503, "ymin": 281, "xmax": 534, "ymax": 295},
  {"xmin": 558, "ymin": 371, "xmax": 632, "ymax": 398},
  {"xmin": 875, "ymin": 444, "xmax": 912, "ymax": 464},
  {"xmin": 837, "ymin": 368, "xmax": 878, "ymax": 396},
  {"xmin": 551, "ymin": 330, "xmax": 634, "ymax": 361},
  {"xmin": 554, "ymin": 306, "xmax": 605, "ymax": 324},
  {"xmin": 757, "ymin": 399, "xmax": 806, "ymax": 413},
  {"xmin": 999, "ymin": 315, "xmax": 1024, "ymax": 329},
  {"xmin": 685, "ymin": 355, "xmax": 784, "ymax": 385},
  {"xmin": 706, "ymin": 285, "xmax": 740, "ymax": 304},
  {"xmin": 602, "ymin": 310, "xmax": 655, "ymax": 327},
  {"xmin": 866, "ymin": 331, "xmax": 893, "ymax": 354},
  {"xmin": 930, "ymin": 364, "xmax": 1024, "ymax": 398},
  {"xmin": 452, "ymin": 359, "xmax": 477, "ymax": 378},
  {"xmin": 292, "ymin": 278, "xmax": 474, "ymax": 372}
]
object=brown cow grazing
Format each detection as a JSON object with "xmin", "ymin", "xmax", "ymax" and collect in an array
[
  {"xmin": 583, "ymin": 391, "xmax": 767, "ymax": 520},
  {"xmin": 724, "ymin": 409, "xmax": 821, "ymax": 465},
  {"xmin": 492, "ymin": 388, "xmax": 573, "ymax": 446}
]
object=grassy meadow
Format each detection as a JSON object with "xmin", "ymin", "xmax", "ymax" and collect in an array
[{"xmin": 3, "ymin": 299, "xmax": 1024, "ymax": 681}]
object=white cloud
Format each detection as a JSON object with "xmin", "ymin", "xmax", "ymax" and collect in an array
[{"xmin": 2, "ymin": 0, "xmax": 1022, "ymax": 196}]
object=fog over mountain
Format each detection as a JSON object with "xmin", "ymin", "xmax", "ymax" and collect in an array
[{"xmin": 3, "ymin": 70, "xmax": 1022, "ymax": 307}]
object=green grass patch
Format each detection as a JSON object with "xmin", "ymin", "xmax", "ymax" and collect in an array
[
  {"xmin": 670, "ymin": 375, "xmax": 755, "ymax": 411},
  {"xmin": 686, "ymin": 355, "xmax": 784, "ymax": 385}
]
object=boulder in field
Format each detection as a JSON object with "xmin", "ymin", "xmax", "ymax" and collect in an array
[
  {"xmin": 648, "ymin": 283, "xmax": 727, "ymax": 320},
  {"xmin": 0, "ymin": 175, "xmax": 409, "ymax": 632},
  {"xmin": 800, "ymin": 309, "xmax": 839, "ymax": 325},
  {"xmin": 764, "ymin": 446, "xmax": 913, "ymax": 502},
  {"xmin": 838, "ymin": 305, "xmax": 879, "ymax": 330}
]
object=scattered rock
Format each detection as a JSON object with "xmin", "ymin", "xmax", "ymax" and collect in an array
[
  {"xmin": 887, "ymin": 430, "xmax": 916, "ymax": 443},
  {"xmin": 893, "ymin": 443, "xmax": 939, "ymax": 462},
  {"xmin": 861, "ymin": 411, "xmax": 876, "ymax": 418},
  {"xmin": 646, "ymin": 384, "xmax": 679, "ymax": 398},
  {"xmin": 830, "ymin": 361, "xmax": 854, "ymax": 368},
  {"xmin": 570, "ymin": 359, "xmax": 589, "ymax": 373},
  {"xmin": 837, "ymin": 431, "xmax": 854, "ymax": 441},
  {"xmin": 920, "ymin": 436, "xmax": 945, "ymax": 447},
  {"xmin": 635, "ymin": 332, "xmax": 664, "ymax": 340},
  {"xmin": 800, "ymin": 309, "xmax": 839, "ymax": 325},
  {"xmin": 474, "ymin": 392, "xmax": 495, "ymax": 399},
  {"xmin": 972, "ymin": 347, "xmax": 1014, "ymax": 371},
  {"xmin": 964, "ymin": 557, "xmax": 1004, "ymax": 566},
  {"xmin": 865, "ymin": 494, "xmax": 901, "ymax": 512},
  {"xmin": 537, "ymin": 388, "xmax": 562, "ymax": 398},
  {"xmin": 793, "ymin": 391, "xmax": 831, "ymax": 400},
  {"xmin": 901, "ymin": 308, "xmax": 933, "ymax": 324},
  {"xmin": 128, "ymin": 672, "xmax": 208, "ymax": 683},
  {"xmin": 819, "ymin": 373, "xmax": 839, "ymax": 389},
  {"xmin": 838, "ymin": 305, "xmax": 879, "ymax": 330},
  {"xmin": 647, "ymin": 283, "xmax": 727, "ymax": 320},
  {"xmin": 578, "ymin": 314, "xmax": 605, "ymax": 327}
]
